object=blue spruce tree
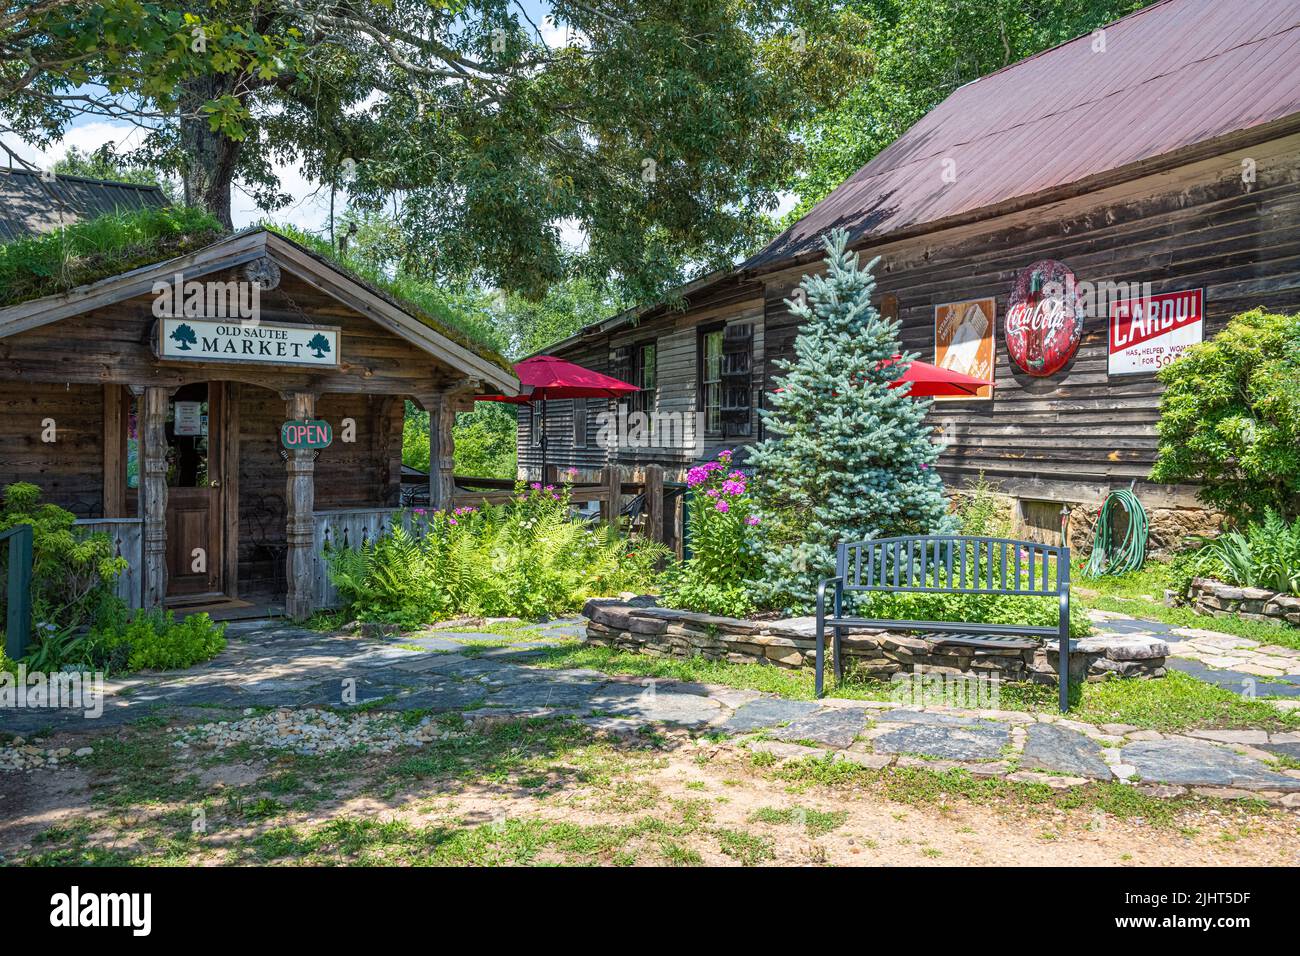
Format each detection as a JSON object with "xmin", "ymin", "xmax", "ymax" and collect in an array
[{"xmin": 747, "ymin": 229, "xmax": 953, "ymax": 612}]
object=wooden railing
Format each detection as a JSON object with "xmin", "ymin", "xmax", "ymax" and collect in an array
[
  {"xmin": 311, "ymin": 507, "xmax": 410, "ymax": 609},
  {"xmin": 74, "ymin": 517, "xmax": 144, "ymax": 609}
]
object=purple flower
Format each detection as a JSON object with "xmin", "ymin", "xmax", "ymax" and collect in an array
[
  {"xmin": 448, "ymin": 517, "xmax": 458, "ymax": 526},
  {"xmin": 919, "ymin": 463, "xmax": 929, "ymax": 470},
  {"xmin": 705, "ymin": 488, "xmax": 720, "ymax": 498},
  {"xmin": 530, "ymin": 481, "xmax": 542, "ymax": 490},
  {"xmin": 721, "ymin": 479, "xmax": 746, "ymax": 496},
  {"xmin": 746, "ymin": 515, "xmax": 761, "ymax": 526},
  {"xmin": 715, "ymin": 499, "xmax": 730, "ymax": 513}
]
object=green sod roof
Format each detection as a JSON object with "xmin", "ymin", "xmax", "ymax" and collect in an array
[{"xmin": 0, "ymin": 205, "xmax": 512, "ymax": 373}]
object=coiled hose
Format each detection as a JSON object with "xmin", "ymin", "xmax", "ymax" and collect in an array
[{"xmin": 1083, "ymin": 487, "xmax": 1149, "ymax": 576}]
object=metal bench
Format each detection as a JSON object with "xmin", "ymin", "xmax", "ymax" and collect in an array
[{"xmin": 815, "ymin": 535, "xmax": 1072, "ymax": 711}]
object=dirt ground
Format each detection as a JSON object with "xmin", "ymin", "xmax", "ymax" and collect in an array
[{"xmin": 2, "ymin": 712, "xmax": 1297, "ymax": 867}]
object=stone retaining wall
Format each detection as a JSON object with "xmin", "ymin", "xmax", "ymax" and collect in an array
[
  {"xmin": 1187, "ymin": 578, "xmax": 1300, "ymax": 625},
  {"xmin": 582, "ymin": 599, "xmax": 1167, "ymax": 683}
]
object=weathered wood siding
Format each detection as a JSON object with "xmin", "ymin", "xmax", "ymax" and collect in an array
[
  {"xmin": 0, "ymin": 381, "xmax": 104, "ymax": 515},
  {"xmin": 310, "ymin": 507, "xmax": 409, "ymax": 609},
  {"xmin": 759, "ymin": 134, "xmax": 1300, "ymax": 507}
]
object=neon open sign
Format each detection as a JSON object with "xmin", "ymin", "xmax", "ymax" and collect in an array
[{"xmin": 280, "ymin": 419, "xmax": 333, "ymax": 450}]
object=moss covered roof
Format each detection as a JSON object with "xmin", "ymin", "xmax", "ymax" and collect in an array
[{"xmin": 0, "ymin": 206, "xmax": 513, "ymax": 374}]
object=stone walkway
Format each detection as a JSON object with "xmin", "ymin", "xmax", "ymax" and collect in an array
[
  {"xmin": 1087, "ymin": 609, "xmax": 1300, "ymax": 700},
  {"xmin": 3, "ymin": 616, "xmax": 1299, "ymax": 803}
]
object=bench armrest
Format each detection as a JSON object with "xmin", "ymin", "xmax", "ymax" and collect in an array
[{"xmin": 816, "ymin": 576, "xmax": 843, "ymax": 621}]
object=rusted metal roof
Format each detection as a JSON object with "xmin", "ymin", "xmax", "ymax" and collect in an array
[
  {"xmin": 746, "ymin": 0, "xmax": 1300, "ymax": 272},
  {"xmin": 0, "ymin": 168, "xmax": 167, "ymax": 243}
]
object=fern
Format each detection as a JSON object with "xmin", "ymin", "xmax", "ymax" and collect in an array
[{"xmin": 324, "ymin": 485, "xmax": 667, "ymax": 625}]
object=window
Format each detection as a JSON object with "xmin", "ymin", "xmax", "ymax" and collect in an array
[
  {"xmin": 700, "ymin": 322, "xmax": 753, "ymax": 438},
  {"xmin": 529, "ymin": 405, "xmax": 541, "ymax": 446},
  {"xmin": 572, "ymin": 398, "xmax": 588, "ymax": 448},
  {"xmin": 612, "ymin": 341, "xmax": 657, "ymax": 438},
  {"xmin": 701, "ymin": 328, "xmax": 723, "ymax": 435}
]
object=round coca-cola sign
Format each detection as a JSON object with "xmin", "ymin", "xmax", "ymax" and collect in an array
[{"xmin": 1004, "ymin": 259, "xmax": 1084, "ymax": 377}]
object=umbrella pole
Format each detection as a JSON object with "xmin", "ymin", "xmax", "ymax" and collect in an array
[{"xmin": 539, "ymin": 397, "xmax": 548, "ymax": 483}]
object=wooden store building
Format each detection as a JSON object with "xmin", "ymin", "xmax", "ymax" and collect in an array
[
  {"xmin": 519, "ymin": 0, "xmax": 1300, "ymax": 548},
  {"xmin": 0, "ymin": 171, "xmax": 518, "ymax": 619}
]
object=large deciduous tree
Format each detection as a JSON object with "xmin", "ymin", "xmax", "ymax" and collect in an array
[{"xmin": 2, "ymin": 0, "xmax": 868, "ymax": 300}]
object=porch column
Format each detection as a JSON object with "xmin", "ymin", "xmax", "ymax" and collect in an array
[
  {"xmin": 141, "ymin": 386, "xmax": 169, "ymax": 608},
  {"xmin": 428, "ymin": 391, "xmax": 456, "ymax": 511},
  {"xmin": 284, "ymin": 391, "xmax": 316, "ymax": 620}
]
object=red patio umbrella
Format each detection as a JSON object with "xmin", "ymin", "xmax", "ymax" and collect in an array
[
  {"xmin": 775, "ymin": 355, "xmax": 995, "ymax": 398},
  {"xmin": 478, "ymin": 355, "xmax": 639, "ymax": 478},
  {"xmin": 882, "ymin": 355, "xmax": 995, "ymax": 397}
]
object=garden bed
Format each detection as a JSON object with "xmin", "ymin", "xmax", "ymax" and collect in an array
[
  {"xmin": 582, "ymin": 599, "xmax": 1168, "ymax": 684},
  {"xmin": 1185, "ymin": 579, "xmax": 1300, "ymax": 626}
]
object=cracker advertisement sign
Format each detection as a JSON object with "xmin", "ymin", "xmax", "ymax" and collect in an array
[{"xmin": 935, "ymin": 298, "xmax": 995, "ymax": 398}]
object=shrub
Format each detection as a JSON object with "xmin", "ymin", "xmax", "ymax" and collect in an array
[
  {"xmin": 747, "ymin": 230, "xmax": 954, "ymax": 613},
  {"xmin": 0, "ymin": 482, "xmax": 127, "ymax": 653},
  {"xmin": 1190, "ymin": 509, "xmax": 1300, "ymax": 596},
  {"xmin": 952, "ymin": 472, "xmax": 1012, "ymax": 537},
  {"xmin": 1150, "ymin": 308, "xmax": 1300, "ymax": 525},
  {"xmin": 327, "ymin": 483, "xmax": 665, "ymax": 625},
  {"xmin": 861, "ymin": 589, "xmax": 1090, "ymax": 639},
  {"xmin": 88, "ymin": 607, "xmax": 227, "ymax": 672},
  {"xmin": 660, "ymin": 450, "xmax": 763, "ymax": 618}
]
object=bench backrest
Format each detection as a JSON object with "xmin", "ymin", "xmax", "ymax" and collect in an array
[{"xmin": 837, "ymin": 535, "xmax": 1069, "ymax": 597}]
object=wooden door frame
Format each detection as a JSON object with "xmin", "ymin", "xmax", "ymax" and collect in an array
[{"xmin": 220, "ymin": 381, "xmax": 240, "ymax": 600}]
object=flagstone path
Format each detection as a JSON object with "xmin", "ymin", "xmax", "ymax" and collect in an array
[{"xmin": 3, "ymin": 616, "xmax": 1299, "ymax": 803}]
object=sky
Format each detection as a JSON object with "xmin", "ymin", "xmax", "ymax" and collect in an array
[{"xmin": 1, "ymin": 5, "xmax": 796, "ymax": 244}]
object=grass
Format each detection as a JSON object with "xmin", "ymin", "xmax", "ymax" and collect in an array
[
  {"xmin": 750, "ymin": 805, "xmax": 848, "ymax": 837},
  {"xmin": 0, "ymin": 206, "xmax": 223, "ymax": 307}
]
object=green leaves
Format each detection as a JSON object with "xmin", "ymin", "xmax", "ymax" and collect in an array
[{"xmin": 1151, "ymin": 308, "xmax": 1300, "ymax": 525}]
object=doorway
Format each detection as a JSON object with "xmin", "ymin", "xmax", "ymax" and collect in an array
[{"xmin": 164, "ymin": 382, "xmax": 225, "ymax": 601}]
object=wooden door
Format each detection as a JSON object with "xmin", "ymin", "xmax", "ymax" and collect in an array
[{"xmin": 165, "ymin": 384, "xmax": 224, "ymax": 599}]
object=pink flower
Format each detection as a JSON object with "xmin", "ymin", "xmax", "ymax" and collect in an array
[
  {"xmin": 530, "ymin": 482, "xmax": 542, "ymax": 490},
  {"xmin": 686, "ymin": 466, "xmax": 709, "ymax": 487},
  {"xmin": 544, "ymin": 484, "xmax": 554, "ymax": 491},
  {"xmin": 721, "ymin": 479, "xmax": 746, "ymax": 496},
  {"xmin": 715, "ymin": 499, "xmax": 730, "ymax": 513},
  {"xmin": 705, "ymin": 488, "xmax": 720, "ymax": 498},
  {"xmin": 414, "ymin": 508, "xmax": 426, "ymax": 515},
  {"xmin": 746, "ymin": 515, "xmax": 761, "ymax": 526},
  {"xmin": 448, "ymin": 517, "xmax": 458, "ymax": 526},
  {"xmin": 919, "ymin": 463, "xmax": 929, "ymax": 470},
  {"xmin": 719, "ymin": 449, "xmax": 733, "ymax": 461}
]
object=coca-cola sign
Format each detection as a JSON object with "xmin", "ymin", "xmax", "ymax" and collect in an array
[{"xmin": 1004, "ymin": 259, "xmax": 1084, "ymax": 377}]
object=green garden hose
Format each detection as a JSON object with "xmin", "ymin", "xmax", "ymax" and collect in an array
[{"xmin": 1083, "ymin": 488, "xmax": 1149, "ymax": 576}]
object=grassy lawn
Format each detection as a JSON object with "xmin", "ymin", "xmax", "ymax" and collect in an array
[
  {"xmin": 12, "ymin": 708, "xmax": 1294, "ymax": 867},
  {"xmin": 1074, "ymin": 561, "xmax": 1300, "ymax": 651}
]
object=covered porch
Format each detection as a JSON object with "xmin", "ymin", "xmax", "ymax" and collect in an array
[{"xmin": 0, "ymin": 228, "xmax": 518, "ymax": 621}]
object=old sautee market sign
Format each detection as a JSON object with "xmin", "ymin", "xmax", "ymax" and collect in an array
[{"xmin": 156, "ymin": 316, "xmax": 341, "ymax": 368}]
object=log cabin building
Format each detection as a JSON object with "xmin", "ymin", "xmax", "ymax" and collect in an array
[
  {"xmin": 519, "ymin": 0, "xmax": 1300, "ymax": 549},
  {"xmin": 0, "ymin": 170, "xmax": 518, "ymax": 619}
]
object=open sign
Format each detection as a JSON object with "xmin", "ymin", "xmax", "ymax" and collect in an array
[{"xmin": 280, "ymin": 419, "xmax": 333, "ymax": 450}]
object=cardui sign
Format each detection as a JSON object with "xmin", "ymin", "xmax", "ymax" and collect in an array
[{"xmin": 1108, "ymin": 288, "xmax": 1204, "ymax": 375}]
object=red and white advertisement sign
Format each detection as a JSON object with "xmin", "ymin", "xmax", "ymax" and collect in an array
[
  {"xmin": 1004, "ymin": 260, "xmax": 1084, "ymax": 377},
  {"xmin": 1108, "ymin": 288, "xmax": 1203, "ymax": 375}
]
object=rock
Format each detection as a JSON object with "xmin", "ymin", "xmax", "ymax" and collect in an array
[
  {"xmin": 1187, "ymin": 729, "xmax": 1270, "ymax": 745},
  {"xmin": 872, "ymin": 722, "xmax": 1010, "ymax": 761},
  {"xmin": 832, "ymin": 751, "xmax": 893, "ymax": 769},
  {"xmin": 720, "ymin": 698, "xmax": 821, "ymax": 734},
  {"xmin": 1136, "ymin": 784, "xmax": 1186, "ymax": 798},
  {"xmin": 1124, "ymin": 730, "xmax": 1165, "ymax": 741},
  {"xmin": 1020, "ymin": 723, "xmax": 1113, "ymax": 779},
  {"xmin": 1006, "ymin": 771, "xmax": 1089, "ymax": 789},
  {"xmin": 74, "ymin": 747, "xmax": 93, "ymax": 757},
  {"xmin": 1122, "ymin": 739, "xmax": 1300, "ymax": 790},
  {"xmin": 772, "ymin": 709, "xmax": 869, "ymax": 749},
  {"xmin": 750, "ymin": 740, "xmax": 826, "ymax": 761},
  {"xmin": 872, "ymin": 709, "xmax": 987, "ymax": 727},
  {"xmin": 1075, "ymin": 636, "xmax": 1169, "ymax": 660}
]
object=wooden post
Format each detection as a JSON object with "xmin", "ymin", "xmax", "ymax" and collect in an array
[
  {"xmin": 644, "ymin": 464, "xmax": 664, "ymax": 543},
  {"xmin": 102, "ymin": 384, "xmax": 124, "ymax": 518},
  {"xmin": 599, "ymin": 465, "xmax": 620, "ymax": 526},
  {"xmin": 141, "ymin": 386, "xmax": 169, "ymax": 608},
  {"xmin": 222, "ymin": 382, "xmax": 241, "ymax": 600},
  {"xmin": 285, "ymin": 391, "xmax": 316, "ymax": 620},
  {"xmin": 428, "ymin": 391, "xmax": 456, "ymax": 511}
]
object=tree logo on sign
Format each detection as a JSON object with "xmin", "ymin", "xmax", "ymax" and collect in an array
[
  {"xmin": 307, "ymin": 333, "xmax": 332, "ymax": 359},
  {"xmin": 171, "ymin": 323, "xmax": 197, "ymax": 351}
]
